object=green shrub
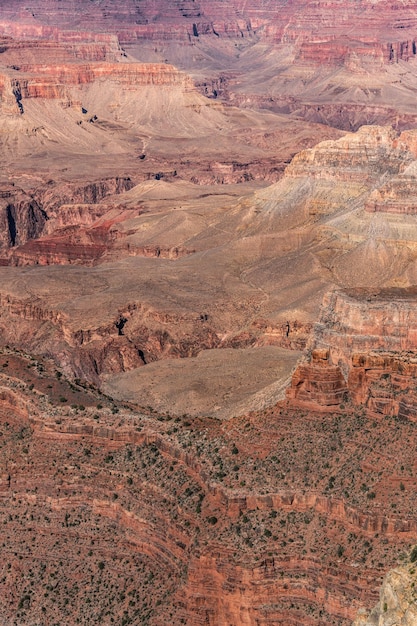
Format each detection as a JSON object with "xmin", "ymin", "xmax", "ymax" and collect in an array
[{"xmin": 410, "ymin": 546, "xmax": 417, "ymax": 563}]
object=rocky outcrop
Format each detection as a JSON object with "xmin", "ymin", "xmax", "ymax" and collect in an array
[
  {"xmin": 9, "ymin": 236, "xmax": 109, "ymax": 266},
  {"xmin": 0, "ymin": 61, "xmax": 194, "ymax": 101},
  {"xmin": 365, "ymin": 160, "xmax": 417, "ymax": 215},
  {"xmin": 9, "ymin": 227, "xmax": 195, "ymax": 266},
  {"xmin": 0, "ymin": 185, "xmax": 46, "ymax": 251},
  {"xmin": 0, "ymin": 33, "xmax": 122, "ymax": 64},
  {"xmin": 296, "ymin": 39, "xmax": 417, "ymax": 67},
  {"xmin": 288, "ymin": 288, "xmax": 417, "ymax": 418},
  {"xmin": 182, "ymin": 552, "xmax": 361, "ymax": 625},
  {"xmin": 0, "ymin": 179, "xmax": 135, "ymax": 263},
  {"xmin": 0, "ymin": 287, "xmax": 225, "ymax": 382},
  {"xmin": 285, "ymin": 126, "xmax": 413, "ymax": 185},
  {"xmin": 252, "ymin": 125, "xmax": 417, "ymax": 232},
  {"xmin": 194, "ymin": 74, "xmax": 231, "ymax": 100},
  {"xmin": 286, "ymin": 348, "xmax": 348, "ymax": 407},
  {"xmin": 0, "ymin": 60, "xmax": 195, "ymax": 117},
  {"xmin": 353, "ymin": 561, "xmax": 417, "ymax": 626},
  {"xmin": 35, "ymin": 178, "xmax": 135, "ymax": 215}
]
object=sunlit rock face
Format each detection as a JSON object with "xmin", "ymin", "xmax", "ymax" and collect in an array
[
  {"xmin": 3, "ymin": 3, "xmax": 417, "ymax": 626},
  {"xmin": 353, "ymin": 562, "xmax": 417, "ymax": 626},
  {"xmin": 288, "ymin": 288, "xmax": 417, "ymax": 421}
]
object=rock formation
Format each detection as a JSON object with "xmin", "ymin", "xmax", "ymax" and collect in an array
[
  {"xmin": 4, "ymin": 0, "xmax": 417, "ymax": 132},
  {"xmin": 353, "ymin": 557, "xmax": 417, "ymax": 626},
  {"xmin": 287, "ymin": 288, "xmax": 417, "ymax": 422},
  {"xmin": 2, "ymin": 3, "xmax": 417, "ymax": 625},
  {"xmin": 287, "ymin": 348, "xmax": 349, "ymax": 407},
  {"xmin": 2, "ymin": 341, "xmax": 417, "ymax": 625},
  {"xmin": 2, "ymin": 124, "xmax": 417, "ymax": 399},
  {"xmin": 0, "ymin": 184, "xmax": 46, "ymax": 251}
]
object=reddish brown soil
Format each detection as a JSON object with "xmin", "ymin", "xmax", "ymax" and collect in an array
[{"xmin": 1, "ymin": 354, "xmax": 417, "ymax": 625}]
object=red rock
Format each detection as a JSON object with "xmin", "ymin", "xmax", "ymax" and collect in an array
[
  {"xmin": 287, "ymin": 361, "xmax": 348, "ymax": 407},
  {"xmin": 288, "ymin": 288, "xmax": 417, "ymax": 419}
]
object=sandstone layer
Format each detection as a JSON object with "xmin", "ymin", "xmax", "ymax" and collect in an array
[
  {"xmin": 287, "ymin": 288, "xmax": 417, "ymax": 424},
  {"xmin": 2, "ymin": 350, "xmax": 417, "ymax": 625},
  {"xmin": 2, "ymin": 6, "xmax": 417, "ymax": 625}
]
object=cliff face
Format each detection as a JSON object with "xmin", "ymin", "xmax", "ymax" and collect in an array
[
  {"xmin": 36, "ymin": 178, "xmax": 135, "ymax": 214},
  {"xmin": 2, "ymin": 0, "xmax": 417, "ymax": 49},
  {"xmin": 0, "ymin": 179, "xmax": 134, "ymax": 263},
  {"xmin": 353, "ymin": 561, "xmax": 417, "ymax": 626},
  {"xmin": 0, "ymin": 185, "xmax": 46, "ymax": 251},
  {"xmin": 0, "ymin": 32, "xmax": 122, "ymax": 64},
  {"xmin": 287, "ymin": 288, "xmax": 417, "ymax": 419},
  {"xmin": 0, "ymin": 60, "xmax": 194, "ymax": 116},
  {"xmin": 285, "ymin": 126, "xmax": 413, "ymax": 185},
  {"xmin": 10, "ymin": 62, "xmax": 194, "ymax": 89}
]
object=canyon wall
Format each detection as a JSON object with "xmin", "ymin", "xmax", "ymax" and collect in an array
[
  {"xmin": 4, "ymin": 0, "xmax": 417, "ymax": 135},
  {"xmin": 2, "ymin": 347, "xmax": 417, "ymax": 625},
  {"xmin": 287, "ymin": 288, "xmax": 417, "ymax": 419},
  {"xmin": 0, "ymin": 60, "xmax": 195, "ymax": 116},
  {"xmin": 2, "ymin": 0, "xmax": 417, "ymax": 51}
]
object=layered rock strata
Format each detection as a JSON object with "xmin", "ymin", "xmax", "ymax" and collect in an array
[
  {"xmin": 0, "ymin": 179, "xmax": 135, "ymax": 263},
  {"xmin": 0, "ymin": 185, "xmax": 46, "ymax": 250},
  {"xmin": 288, "ymin": 288, "xmax": 417, "ymax": 419},
  {"xmin": 365, "ymin": 162, "xmax": 417, "ymax": 215},
  {"xmin": 0, "ymin": 60, "xmax": 194, "ymax": 116},
  {"xmin": 2, "ymin": 0, "xmax": 417, "ymax": 51},
  {"xmin": 5, "ymin": 0, "xmax": 417, "ymax": 134},
  {"xmin": 286, "ymin": 348, "xmax": 348, "ymax": 407},
  {"xmin": 2, "ymin": 350, "xmax": 417, "ymax": 625}
]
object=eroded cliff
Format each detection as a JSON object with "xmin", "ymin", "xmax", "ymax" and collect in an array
[
  {"xmin": 288, "ymin": 288, "xmax": 417, "ymax": 425},
  {"xmin": 2, "ymin": 349, "xmax": 417, "ymax": 625}
]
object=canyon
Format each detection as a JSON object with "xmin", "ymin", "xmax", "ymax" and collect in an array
[
  {"xmin": 2, "ymin": 1, "xmax": 417, "ymax": 625},
  {"xmin": 0, "ymin": 347, "xmax": 416, "ymax": 626}
]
